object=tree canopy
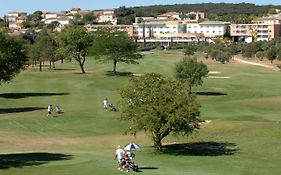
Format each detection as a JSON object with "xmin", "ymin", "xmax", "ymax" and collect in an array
[
  {"xmin": 0, "ymin": 33, "xmax": 27, "ymax": 84},
  {"xmin": 175, "ymin": 57, "xmax": 209, "ymax": 94},
  {"xmin": 120, "ymin": 73, "xmax": 201, "ymax": 150},
  {"xmin": 91, "ymin": 29, "xmax": 142, "ymax": 74},
  {"xmin": 57, "ymin": 26, "xmax": 93, "ymax": 73}
]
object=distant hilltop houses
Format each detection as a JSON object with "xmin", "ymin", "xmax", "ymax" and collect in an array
[{"xmin": 1, "ymin": 7, "xmax": 281, "ymax": 44}]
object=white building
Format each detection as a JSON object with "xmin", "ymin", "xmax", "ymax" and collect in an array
[
  {"xmin": 93, "ymin": 9, "xmax": 117, "ymax": 25},
  {"xmin": 7, "ymin": 12, "xmax": 27, "ymax": 29},
  {"xmin": 42, "ymin": 12, "xmax": 72, "ymax": 27},
  {"xmin": 133, "ymin": 20, "xmax": 186, "ymax": 38},
  {"xmin": 186, "ymin": 21, "xmax": 230, "ymax": 38}
]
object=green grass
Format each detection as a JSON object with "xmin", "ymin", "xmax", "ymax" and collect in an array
[{"xmin": 0, "ymin": 50, "xmax": 281, "ymax": 175}]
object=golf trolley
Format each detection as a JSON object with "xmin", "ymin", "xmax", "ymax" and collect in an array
[
  {"xmin": 127, "ymin": 161, "xmax": 139, "ymax": 172},
  {"xmin": 122, "ymin": 160, "xmax": 139, "ymax": 172},
  {"xmin": 108, "ymin": 103, "xmax": 117, "ymax": 111}
]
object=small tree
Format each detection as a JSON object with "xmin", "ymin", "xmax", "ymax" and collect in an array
[
  {"xmin": 184, "ymin": 44, "xmax": 197, "ymax": 55},
  {"xmin": 256, "ymin": 51, "xmax": 264, "ymax": 61},
  {"xmin": 215, "ymin": 51, "xmax": 231, "ymax": 64},
  {"xmin": 0, "ymin": 33, "xmax": 27, "ymax": 84},
  {"xmin": 120, "ymin": 73, "xmax": 201, "ymax": 151},
  {"xmin": 58, "ymin": 26, "xmax": 93, "ymax": 73},
  {"xmin": 175, "ymin": 57, "xmax": 209, "ymax": 94},
  {"xmin": 91, "ymin": 29, "xmax": 142, "ymax": 74},
  {"xmin": 266, "ymin": 47, "xmax": 277, "ymax": 64}
]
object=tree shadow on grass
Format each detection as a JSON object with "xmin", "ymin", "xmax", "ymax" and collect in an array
[
  {"xmin": 105, "ymin": 71, "xmax": 133, "ymax": 77},
  {"xmin": 0, "ymin": 107, "xmax": 45, "ymax": 114},
  {"xmin": 195, "ymin": 91, "xmax": 227, "ymax": 96},
  {"xmin": 53, "ymin": 68, "xmax": 76, "ymax": 71},
  {"xmin": 162, "ymin": 142, "xmax": 238, "ymax": 156},
  {"xmin": 0, "ymin": 92, "xmax": 70, "ymax": 99},
  {"xmin": 0, "ymin": 152, "xmax": 72, "ymax": 169}
]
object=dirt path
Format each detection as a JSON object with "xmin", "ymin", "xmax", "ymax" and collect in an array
[{"xmin": 233, "ymin": 57, "xmax": 279, "ymax": 71}]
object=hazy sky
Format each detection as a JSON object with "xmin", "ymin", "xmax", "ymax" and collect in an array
[{"xmin": 0, "ymin": 0, "xmax": 280, "ymax": 16}]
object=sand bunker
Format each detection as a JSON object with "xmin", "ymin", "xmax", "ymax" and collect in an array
[
  {"xmin": 199, "ymin": 120, "xmax": 212, "ymax": 125},
  {"xmin": 208, "ymin": 76, "xmax": 230, "ymax": 79},
  {"xmin": 209, "ymin": 71, "xmax": 221, "ymax": 74},
  {"xmin": 132, "ymin": 73, "xmax": 144, "ymax": 77}
]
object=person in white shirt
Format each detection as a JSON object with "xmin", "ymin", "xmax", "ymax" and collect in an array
[
  {"xmin": 47, "ymin": 105, "xmax": 53, "ymax": 116},
  {"xmin": 55, "ymin": 104, "xmax": 61, "ymax": 114},
  {"xmin": 103, "ymin": 98, "xmax": 108, "ymax": 111},
  {"xmin": 114, "ymin": 145, "xmax": 125, "ymax": 170}
]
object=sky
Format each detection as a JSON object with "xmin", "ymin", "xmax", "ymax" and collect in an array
[{"xmin": 0, "ymin": 0, "xmax": 280, "ymax": 16}]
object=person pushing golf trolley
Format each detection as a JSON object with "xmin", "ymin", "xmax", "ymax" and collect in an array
[
  {"xmin": 123, "ymin": 143, "xmax": 141, "ymax": 172},
  {"xmin": 114, "ymin": 143, "xmax": 141, "ymax": 172}
]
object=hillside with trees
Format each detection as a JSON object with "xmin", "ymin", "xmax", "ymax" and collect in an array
[{"xmin": 116, "ymin": 3, "xmax": 281, "ymax": 24}]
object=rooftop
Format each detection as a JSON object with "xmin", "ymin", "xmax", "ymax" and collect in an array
[{"xmin": 199, "ymin": 20, "xmax": 230, "ymax": 25}]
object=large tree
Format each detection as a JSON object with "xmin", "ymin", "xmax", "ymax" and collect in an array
[
  {"xmin": 91, "ymin": 29, "xmax": 142, "ymax": 74},
  {"xmin": 57, "ymin": 26, "xmax": 93, "ymax": 73},
  {"xmin": 175, "ymin": 57, "xmax": 209, "ymax": 94},
  {"xmin": 0, "ymin": 33, "xmax": 27, "ymax": 84},
  {"xmin": 28, "ymin": 33, "xmax": 57, "ymax": 71},
  {"xmin": 120, "ymin": 73, "xmax": 201, "ymax": 151}
]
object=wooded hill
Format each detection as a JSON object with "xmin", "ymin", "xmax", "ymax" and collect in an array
[{"xmin": 116, "ymin": 3, "xmax": 281, "ymax": 24}]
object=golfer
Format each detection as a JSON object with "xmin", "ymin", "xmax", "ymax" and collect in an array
[
  {"xmin": 114, "ymin": 145, "xmax": 125, "ymax": 171},
  {"xmin": 103, "ymin": 98, "xmax": 108, "ymax": 111},
  {"xmin": 47, "ymin": 104, "xmax": 53, "ymax": 116}
]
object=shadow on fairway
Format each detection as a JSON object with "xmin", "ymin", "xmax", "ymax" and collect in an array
[
  {"xmin": 53, "ymin": 68, "xmax": 76, "ymax": 71},
  {"xmin": 106, "ymin": 71, "xmax": 133, "ymax": 77},
  {"xmin": 0, "ymin": 107, "xmax": 45, "ymax": 114},
  {"xmin": 162, "ymin": 142, "xmax": 238, "ymax": 156},
  {"xmin": 139, "ymin": 167, "xmax": 158, "ymax": 170},
  {"xmin": 0, "ymin": 92, "xmax": 70, "ymax": 99},
  {"xmin": 0, "ymin": 152, "xmax": 72, "ymax": 169},
  {"xmin": 195, "ymin": 91, "xmax": 227, "ymax": 96}
]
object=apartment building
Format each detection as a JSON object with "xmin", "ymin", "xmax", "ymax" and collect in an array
[
  {"xmin": 186, "ymin": 20, "xmax": 230, "ymax": 38},
  {"xmin": 93, "ymin": 9, "xmax": 117, "ymax": 25},
  {"xmin": 85, "ymin": 24, "xmax": 134, "ymax": 37},
  {"xmin": 231, "ymin": 17, "xmax": 281, "ymax": 42},
  {"xmin": 134, "ymin": 19, "xmax": 229, "ymax": 39},
  {"xmin": 133, "ymin": 20, "xmax": 186, "ymax": 38}
]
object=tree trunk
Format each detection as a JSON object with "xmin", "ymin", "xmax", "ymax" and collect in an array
[
  {"xmin": 78, "ymin": 60, "xmax": 85, "ymax": 74},
  {"xmin": 188, "ymin": 84, "xmax": 192, "ymax": 96},
  {"xmin": 74, "ymin": 55, "xmax": 86, "ymax": 74},
  {"xmin": 113, "ymin": 59, "xmax": 117, "ymax": 74},
  {"xmin": 61, "ymin": 58, "xmax": 64, "ymax": 64},
  {"xmin": 49, "ymin": 61, "xmax": 52, "ymax": 69},
  {"xmin": 153, "ymin": 134, "xmax": 163, "ymax": 151},
  {"xmin": 39, "ymin": 61, "xmax": 42, "ymax": 71}
]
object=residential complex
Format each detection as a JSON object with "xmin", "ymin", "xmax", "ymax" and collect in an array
[
  {"xmin": 3, "ymin": 8, "xmax": 281, "ymax": 43},
  {"xmin": 7, "ymin": 12, "xmax": 27, "ymax": 32},
  {"xmin": 231, "ymin": 17, "xmax": 281, "ymax": 42}
]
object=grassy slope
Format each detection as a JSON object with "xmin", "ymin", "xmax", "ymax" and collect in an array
[{"xmin": 0, "ymin": 50, "xmax": 280, "ymax": 175}]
